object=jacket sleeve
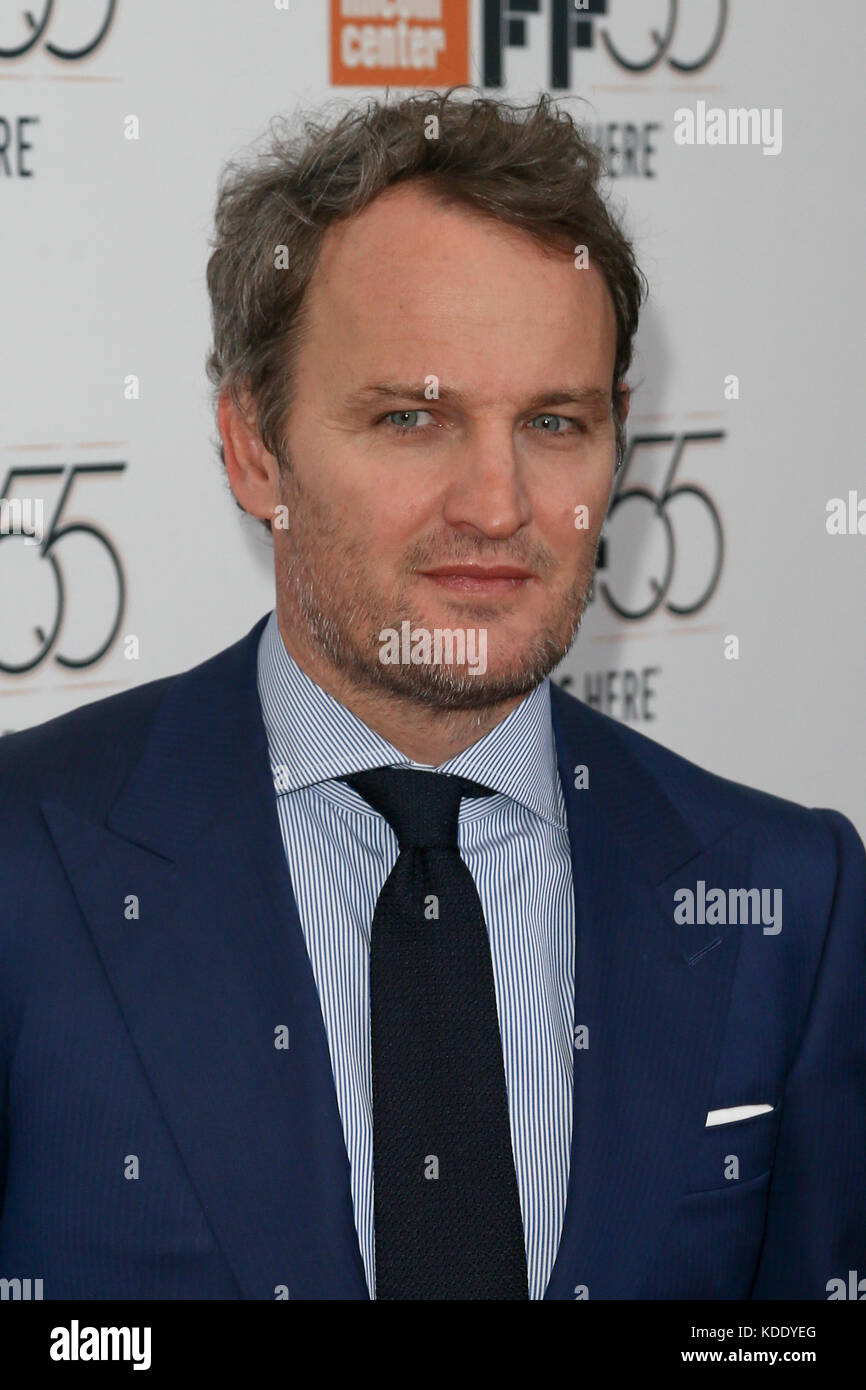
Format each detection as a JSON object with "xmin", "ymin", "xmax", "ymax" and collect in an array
[{"xmin": 751, "ymin": 808, "xmax": 866, "ymax": 1298}]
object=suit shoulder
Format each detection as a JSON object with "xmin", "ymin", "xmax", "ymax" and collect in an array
[
  {"xmin": 0, "ymin": 670, "xmax": 176, "ymax": 818},
  {"xmin": 0, "ymin": 619, "xmax": 266, "ymax": 824},
  {"xmin": 554, "ymin": 683, "xmax": 854, "ymax": 843}
]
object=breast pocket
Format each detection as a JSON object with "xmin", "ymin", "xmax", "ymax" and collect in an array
[{"xmin": 684, "ymin": 1103, "xmax": 782, "ymax": 1195}]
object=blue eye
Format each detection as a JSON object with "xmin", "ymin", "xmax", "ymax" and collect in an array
[
  {"xmin": 384, "ymin": 409, "xmax": 434, "ymax": 430},
  {"xmin": 530, "ymin": 413, "xmax": 583, "ymax": 434}
]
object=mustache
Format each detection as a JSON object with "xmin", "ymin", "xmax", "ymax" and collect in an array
[{"xmin": 406, "ymin": 539, "xmax": 556, "ymax": 574}]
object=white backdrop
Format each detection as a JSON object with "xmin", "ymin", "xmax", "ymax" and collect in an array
[{"xmin": 2, "ymin": 0, "xmax": 864, "ymax": 836}]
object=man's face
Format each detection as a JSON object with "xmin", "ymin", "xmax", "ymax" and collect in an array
[{"xmin": 273, "ymin": 181, "xmax": 623, "ymax": 710}]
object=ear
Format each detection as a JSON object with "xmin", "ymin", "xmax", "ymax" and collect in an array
[{"xmin": 218, "ymin": 388, "xmax": 281, "ymax": 523}]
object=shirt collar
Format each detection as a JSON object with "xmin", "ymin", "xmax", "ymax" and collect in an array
[{"xmin": 256, "ymin": 609, "xmax": 565, "ymax": 829}]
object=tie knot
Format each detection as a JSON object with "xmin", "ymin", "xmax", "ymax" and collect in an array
[{"xmin": 340, "ymin": 766, "xmax": 494, "ymax": 850}]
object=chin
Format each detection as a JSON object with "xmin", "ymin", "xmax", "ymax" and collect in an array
[{"xmin": 426, "ymin": 655, "xmax": 559, "ymax": 706}]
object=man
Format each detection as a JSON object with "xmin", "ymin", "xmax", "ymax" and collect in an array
[{"xmin": 0, "ymin": 90, "xmax": 863, "ymax": 1301}]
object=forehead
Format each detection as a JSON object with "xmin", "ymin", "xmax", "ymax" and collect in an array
[{"xmin": 299, "ymin": 182, "xmax": 618, "ymax": 393}]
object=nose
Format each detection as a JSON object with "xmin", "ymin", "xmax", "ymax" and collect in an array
[{"xmin": 440, "ymin": 422, "xmax": 533, "ymax": 539}]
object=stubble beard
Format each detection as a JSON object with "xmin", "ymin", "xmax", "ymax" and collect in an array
[{"xmin": 277, "ymin": 468, "xmax": 597, "ymax": 712}]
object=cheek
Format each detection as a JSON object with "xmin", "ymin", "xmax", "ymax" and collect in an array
[
  {"xmin": 311, "ymin": 431, "xmax": 442, "ymax": 532},
  {"xmin": 536, "ymin": 474, "xmax": 611, "ymax": 555},
  {"xmin": 362, "ymin": 471, "xmax": 444, "ymax": 541}
]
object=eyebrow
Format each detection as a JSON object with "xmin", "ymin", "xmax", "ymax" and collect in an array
[{"xmin": 342, "ymin": 381, "xmax": 613, "ymax": 417}]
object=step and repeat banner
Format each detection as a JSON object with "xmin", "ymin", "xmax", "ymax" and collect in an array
[{"xmin": 2, "ymin": 1, "xmax": 864, "ymax": 834}]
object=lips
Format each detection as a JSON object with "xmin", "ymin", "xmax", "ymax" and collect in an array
[
  {"xmin": 418, "ymin": 564, "xmax": 534, "ymax": 594},
  {"xmin": 420, "ymin": 565, "xmax": 533, "ymax": 580}
]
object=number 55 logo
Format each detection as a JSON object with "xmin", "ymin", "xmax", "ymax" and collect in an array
[
  {"xmin": 0, "ymin": 1, "xmax": 117, "ymax": 60},
  {"xmin": 0, "ymin": 462, "xmax": 126, "ymax": 674},
  {"xmin": 595, "ymin": 430, "xmax": 725, "ymax": 620}
]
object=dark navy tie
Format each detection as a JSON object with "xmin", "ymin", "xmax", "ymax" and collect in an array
[{"xmin": 341, "ymin": 765, "xmax": 529, "ymax": 1300}]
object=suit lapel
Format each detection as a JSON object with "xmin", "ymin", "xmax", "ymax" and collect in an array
[
  {"xmin": 544, "ymin": 685, "xmax": 746, "ymax": 1298},
  {"xmin": 41, "ymin": 618, "xmax": 369, "ymax": 1300}
]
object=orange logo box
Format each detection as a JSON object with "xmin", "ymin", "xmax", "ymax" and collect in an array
[{"xmin": 331, "ymin": 0, "xmax": 469, "ymax": 87}]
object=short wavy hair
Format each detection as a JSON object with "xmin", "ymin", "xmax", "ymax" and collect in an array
[{"xmin": 206, "ymin": 87, "xmax": 647, "ymax": 515}]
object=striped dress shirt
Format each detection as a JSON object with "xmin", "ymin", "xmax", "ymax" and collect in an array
[{"xmin": 256, "ymin": 609, "xmax": 575, "ymax": 1299}]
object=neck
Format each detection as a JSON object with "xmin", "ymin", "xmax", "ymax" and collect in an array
[{"xmin": 275, "ymin": 613, "xmax": 526, "ymax": 766}]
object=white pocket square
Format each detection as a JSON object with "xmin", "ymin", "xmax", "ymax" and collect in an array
[{"xmin": 705, "ymin": 1103, "xmax": 773, "ymax": 1127}]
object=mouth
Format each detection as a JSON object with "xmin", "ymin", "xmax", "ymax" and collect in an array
[{"xmin": 418, "ymin": 564, "xmax": 534, "ymax": 595}]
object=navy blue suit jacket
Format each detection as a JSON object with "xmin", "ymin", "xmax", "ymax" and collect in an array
[{"xmin": 1, "ymin": 614, "xmax": 864, "ymax": 1299}]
